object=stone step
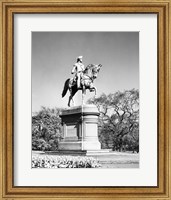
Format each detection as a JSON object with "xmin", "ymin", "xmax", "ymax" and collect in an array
[
  {"xmin": 45, "ymin": 150, "xmax": 87, "ymax": 155},
  {"xmin": 44, "ymin": 149, "xmax": 112, "ymax": 156}
]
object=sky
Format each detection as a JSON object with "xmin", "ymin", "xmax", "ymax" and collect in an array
[{"xmin": 32, "ymin": 32, "xmax": 139, "ymax": 112}]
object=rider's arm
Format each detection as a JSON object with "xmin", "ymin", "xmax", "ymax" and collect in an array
[{"xmin": 82, "ymin": 64, "xmax": 85, "ymax": 71}]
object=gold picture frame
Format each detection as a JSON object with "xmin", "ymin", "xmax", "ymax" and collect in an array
[{"xmin": 0, "ymin": 0, "xmax": 171, "ymax": 199}]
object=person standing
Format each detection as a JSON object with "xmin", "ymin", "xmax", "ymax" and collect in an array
[{"xmin": 71, "ymin": 56, "xmax": 85, "ymax": 89}]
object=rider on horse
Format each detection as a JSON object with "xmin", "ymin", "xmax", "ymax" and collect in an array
[
  {"xmin": 71, "ymin": 56, "xmax": 85, "ymax": 89},
  {"xmin": 62, "ymin": 60, "xmax": 102, "ymax": 107}
]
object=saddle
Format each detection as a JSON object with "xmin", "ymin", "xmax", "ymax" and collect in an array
[
  {"xmin": 71, "ymin": 73, "xmax": 84, "ymax": 86},
  {"xmin": 72, "ymin": 76, "xmax": 77, "ymax": 85},
  {"xmin": 70, "ymin": 76, "xmax": 78, "ymax": 87}
]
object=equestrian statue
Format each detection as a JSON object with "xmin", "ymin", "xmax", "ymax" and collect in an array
[{"xmin": 62, "ymin": 56, "xmax": 102, "ymax": 107}]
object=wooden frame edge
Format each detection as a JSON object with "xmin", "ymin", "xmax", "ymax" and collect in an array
[
  {"xmin": 0, "ymin": 0, "xmax": 170, "ymax": 199},
  {"xmin": 0, "ymin": 0, "xmax": 3, "ymax": 199}
]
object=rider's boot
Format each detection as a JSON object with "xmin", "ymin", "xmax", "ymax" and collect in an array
[{"xmin": 77, "ymin": 81, "xmax": 81, "ymax": 89}]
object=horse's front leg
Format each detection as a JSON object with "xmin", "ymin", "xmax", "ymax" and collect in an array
[
  {"xmin": 90, "ymin": 84, "xmax": 97, "ymax": 97},
  {"xmin": 93, "ymin": 86, "xmax": 97, "ymax": 97}
]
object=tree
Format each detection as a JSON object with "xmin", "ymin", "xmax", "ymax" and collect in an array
[
  {"xmin": 32, "ymin": 107, "xmax": 63, "ymax": 151},
  {"xmin": 87, "ymin": 89, "xmax": 139, "ymax": 152}
]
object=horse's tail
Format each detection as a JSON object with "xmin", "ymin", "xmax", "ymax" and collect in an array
[{"xmin": 62, "ymin": 78, "xmax": 70, "ymax": 98}]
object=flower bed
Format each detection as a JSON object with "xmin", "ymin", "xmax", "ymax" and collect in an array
[{"xmin": 32, "ymin": 155, "xmax": 101, "ymax": 168}]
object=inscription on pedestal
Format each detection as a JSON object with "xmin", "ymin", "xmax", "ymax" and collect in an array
[{"xmin": 65, "ymin": 124, "xmax": 78, "ymax": 141}]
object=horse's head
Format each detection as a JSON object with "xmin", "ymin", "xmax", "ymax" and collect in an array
[
  {"xmin": 83, "ymin": 64, "xmax": 102, "ymax": 80},
  {"xmin": 92, "ymin": 64, "xmax": 102, "ymax": 79}
]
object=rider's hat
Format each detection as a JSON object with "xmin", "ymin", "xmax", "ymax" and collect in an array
[{"xmin": 77, "ymin": 56, "xmax": 83, "ymax": 60}]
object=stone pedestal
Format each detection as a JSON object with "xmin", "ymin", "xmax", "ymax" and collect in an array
[{"xmin": 59, "ymin": 104, "xmax": 101, "ymax": 151}]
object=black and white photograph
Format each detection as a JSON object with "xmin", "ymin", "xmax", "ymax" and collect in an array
[{"xmin": 32, "ymin": 32, "xmax": 139, "ymax": 169}]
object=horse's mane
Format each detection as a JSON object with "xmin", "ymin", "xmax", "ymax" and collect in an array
[
  {"xmin": 85, "ymin": 64, "xmax": 93, "ymax": 70},
  {"xmin": 83, "ymin": 64, "xmax": 94, "ymax": 74},
  {"xmin": 84, "ymin": 64, "xmax": 102, "ymax": 74}
]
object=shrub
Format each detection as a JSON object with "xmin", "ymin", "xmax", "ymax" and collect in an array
[
  {"xmin": 32, "ymin": 107, "xmax": 63, "ymax": 151},
  {"xmin": 32, "ymin": 155, "xmax": 101, "ymax": 168}
]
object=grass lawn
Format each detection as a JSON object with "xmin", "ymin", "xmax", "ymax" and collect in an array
[{"xmin": 89, "ymin": 153, "xmax": 139, "ymax": 168}]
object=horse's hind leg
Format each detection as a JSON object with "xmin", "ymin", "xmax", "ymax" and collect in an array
[
  {"xmin": 68, "ymin": 95, "xmax": 72, "ymax": 107},
  {"xmin": 82, "ymin": 86, "xmax": 86, "ymax": 105},
  {"xmin": 72, "ymin": 98, "xmax": 74, "ymax": 106}
]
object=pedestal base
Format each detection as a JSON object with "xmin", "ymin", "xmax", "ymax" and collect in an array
[
  {"xmin": 82, "ymin": 141, "xmax": 101, "ymax": 150},
  {"xmin": 58, "ymin": 141, "xmax": 82, "ymax": 150},
  {"xmin": 59, "ymin": 104, "xmax": 101, "ymax": 151},
  {"xmin": 58, "ymin": 141, "xmax": 101, "ymax": 151},
  {"xmin": 45, "ymin": 149, "xmax": 111, "ymax": 156}
]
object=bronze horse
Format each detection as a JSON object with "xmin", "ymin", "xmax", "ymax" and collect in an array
[{"xmin": 62, "ymin": 64, "xmax": 102, "ymax": 107}]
